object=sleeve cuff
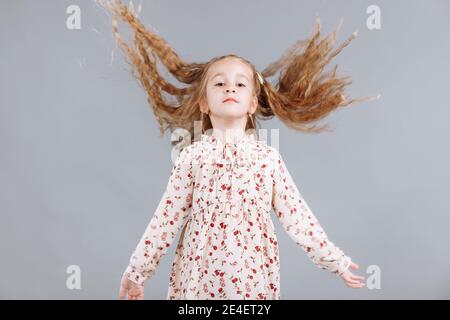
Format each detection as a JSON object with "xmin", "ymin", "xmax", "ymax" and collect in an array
[
  {"xmin": 336, "ymin": 256, "xmax": 352, "ymax": 276},
  {"xmin": 124, "ymin": 265, "xmax": 147, "ymax": 286}
]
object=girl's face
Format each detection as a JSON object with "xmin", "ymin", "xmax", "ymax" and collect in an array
[{"xmin": 200, "ymin": 58, "xmax": 257, "ymax": 121}]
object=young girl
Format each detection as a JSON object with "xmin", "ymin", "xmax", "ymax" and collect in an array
[{"xmin": 99, "ymin": 0, "xmax": 371, "ymax": 300}]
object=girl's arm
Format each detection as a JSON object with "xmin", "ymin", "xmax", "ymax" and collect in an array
[
  {"xmin": 124, "ymin": 145, "xmax": 194, "ymax": 286},
  {"xmin": 271, "ymin": 148, "xmax": 352, "ymax": 276}
]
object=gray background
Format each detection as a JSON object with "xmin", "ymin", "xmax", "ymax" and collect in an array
[{"xmin": 1, "ymin": 0, "xmax": 449, "ymax": 299}]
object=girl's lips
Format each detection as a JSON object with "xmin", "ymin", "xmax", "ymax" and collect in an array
[{"xmin": 223, "ymin": 98, "xmax": 238, "ymax": 103}]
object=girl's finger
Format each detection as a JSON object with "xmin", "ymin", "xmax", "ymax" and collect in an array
[
  {"xmin": 350, "ymin": 274, "xmax": 365, "ymax": 281},
  {"xmin": 346, "ymin": 281, "xmax": 364, "ymax": 288},
  {"xmin": 119, "ymin": 286, "xmax": 127, "ymax": 299},
  {"xmin": 346, "ymin": 272, "xmax": 365, "ymax": 282},
  {"xmin": 348, "ymin": 272, "xmax": 363, "ymax": 279},
  {"xmin": 345, "ymin": 277, "xmax": 362, "ymax": 285},
  {"xmin": 342, "ymin": 273, "xmax": 355, "ymax": 281},
  {"xmin": 350, "ymin": 262, "xmax": 359, "ymax": 270}
]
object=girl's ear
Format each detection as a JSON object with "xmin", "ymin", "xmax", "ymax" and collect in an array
[{"xmin": 250, "ymin": 95, "xmax": 258, "ymax": 114}]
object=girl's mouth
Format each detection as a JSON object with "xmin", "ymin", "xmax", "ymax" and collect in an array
[{"xmin": 223, "ymin": 98, "xmax": 238, "ymax": 103}]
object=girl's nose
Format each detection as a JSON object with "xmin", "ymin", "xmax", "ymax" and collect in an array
[{"xmin": 226, "ymin": 88, "xmax": 236, "ymax": 93}]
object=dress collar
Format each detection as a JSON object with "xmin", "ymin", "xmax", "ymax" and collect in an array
[
  {"xmin": 200, "ymin": 131, "xmax": 256, "ymax": 147},
  {"xmin": 199, "ymin": 131, "xmax": 257, "ymax": 167}
]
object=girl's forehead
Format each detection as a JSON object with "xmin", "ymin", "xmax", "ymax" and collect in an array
[{"xmin": 209, "ymin": 59, "xmax": 252, "ymax": 77}]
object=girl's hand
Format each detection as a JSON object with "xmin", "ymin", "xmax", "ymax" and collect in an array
[
  {"xmin": 119, "ymin": 272, "xmax": 145, "ymax": 300},
  {"xmin": 340, "ymin": 262, "xmax": 365, "ymax": 288}
]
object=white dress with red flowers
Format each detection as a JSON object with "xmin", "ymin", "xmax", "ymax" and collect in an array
[{"xmin": 124, "ymin": 132, "xmax": 352, "ymax": 299}]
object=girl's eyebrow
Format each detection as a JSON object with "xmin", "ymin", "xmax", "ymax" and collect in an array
[{"xmin": 211, "ymin": 72, "xmax": 250, "ymax": 81}]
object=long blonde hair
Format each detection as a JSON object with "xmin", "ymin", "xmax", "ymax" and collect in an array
[{"xmin": 99, "ymin": 0, "xmax": 374, "ymax": 148}]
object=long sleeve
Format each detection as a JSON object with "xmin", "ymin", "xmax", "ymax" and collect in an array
[
  {"xmin": 271, "ymin": 148, "xmax": 352, "ymax": 276},
  {"xmin": 125, "ymin": 145, "xmax": 194, "ymax": 285}
]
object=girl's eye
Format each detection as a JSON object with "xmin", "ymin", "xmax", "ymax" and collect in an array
[{"xmin": 215, "ymin": 82, "xmax": 246, "ymax": 87}]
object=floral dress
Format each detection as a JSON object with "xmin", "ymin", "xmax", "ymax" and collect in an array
[{"xmin": 124, "ymin": 132, "xmax": 352, "ymax": 300}]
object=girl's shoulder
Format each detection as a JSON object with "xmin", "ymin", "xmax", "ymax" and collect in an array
[{"xmin": 254, "ymin": 140, "xmax": 281, "ymax": 161}]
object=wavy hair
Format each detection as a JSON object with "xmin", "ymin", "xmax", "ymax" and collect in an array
[{"xmin": 98, "ymin": 0, "xmax": 375, "ymax": 148}]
